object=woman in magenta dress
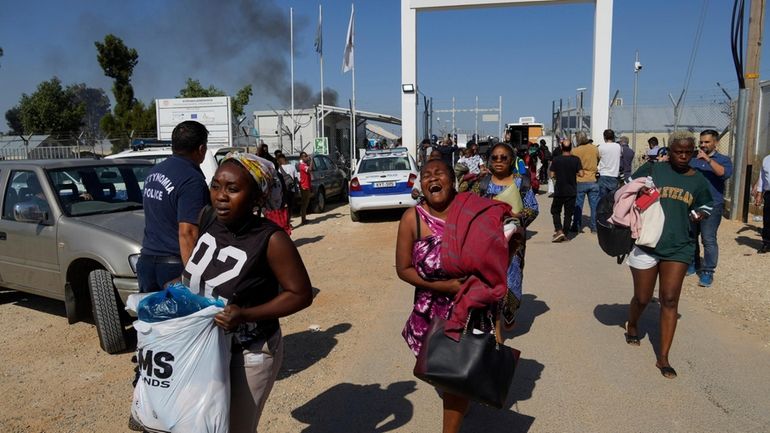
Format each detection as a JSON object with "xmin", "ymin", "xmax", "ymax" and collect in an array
[{"xmin": 395, "ymin": 158, "xmax": 468, "ymax": 433}]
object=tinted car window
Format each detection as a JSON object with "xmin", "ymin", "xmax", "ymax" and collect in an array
[
  {"xmin": 47, "ymin": 164, "xmax": 150, "ymax": 216},
  {"xmin": 3, "ymin": 171, "xmax": 50, "ymax": 222},
  {"xmin": 321, "ymin": 156, "xmax": 336, "ymax": 170},
  {"xmin": 358, "ymin": 157, "xmax": 411, "ymax": 173},
  {"xmin": 313, "ymin": 156, "xmax": 328, "ymax": 171}
]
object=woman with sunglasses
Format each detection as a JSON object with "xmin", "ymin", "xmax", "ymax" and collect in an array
[
  {"xmin": 468, "ymin": 142, "xmax": 539, "ymax": 323},
  {"xmin": 624, "ymin": 132, "xmax": 713, "ymax": 379}
]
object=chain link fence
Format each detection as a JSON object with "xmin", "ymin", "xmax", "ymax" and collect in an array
[{"xmin": 0, "ymin": 135, "xmax": 109, "ymax": 160}]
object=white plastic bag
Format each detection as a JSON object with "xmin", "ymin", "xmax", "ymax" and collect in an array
[
  {"xmin": 132, "ymin": 305, "xmax": 232, "ymax": 433},
  {"xmin": 547, "ymin": 178, "xmax": 555, "ymax": 194}
]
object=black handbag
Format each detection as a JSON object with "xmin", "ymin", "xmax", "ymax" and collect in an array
[{"xmin": 413, "ymin": 312, "xmax": 520, "ymax": 408}]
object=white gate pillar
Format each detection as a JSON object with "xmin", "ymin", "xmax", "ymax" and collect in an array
[
  {"xmin": 591, "ymin": 0, "xmax": 613, "ymax": 143},
  {"xmin": 401, "ymin": 0, "xmax": 418, "ymax": 157}
]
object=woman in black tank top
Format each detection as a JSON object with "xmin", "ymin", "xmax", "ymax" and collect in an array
[{"xmin": 184, "ymin": 153, "xmax": 312, "ymax": 432}]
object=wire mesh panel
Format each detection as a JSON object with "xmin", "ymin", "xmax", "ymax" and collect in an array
[{"xmin": 0, "ymin": 146, "xmax": 83, "ymax": 160}]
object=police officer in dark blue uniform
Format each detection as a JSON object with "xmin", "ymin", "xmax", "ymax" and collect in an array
[{"xmin": 137, "ymin": 120, "xmax": 210, "ymax": 292}]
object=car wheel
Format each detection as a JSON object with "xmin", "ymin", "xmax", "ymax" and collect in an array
[
  {"xmin": 312, "ymin": 189, "xmax": 326, "ymax": 213},
  {"xmin": 88, "ymin": 269, "xmax": 127, "ymax": 354},
  {"xmin": 350, "ymin": 209, "xmax": 360, "ymax": 222}
]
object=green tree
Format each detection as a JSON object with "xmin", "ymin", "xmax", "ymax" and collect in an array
[
  {"xmin": 178, "ymin": 78, "xmax": 252, "ymax": 118},
  {"xmin": 10, "ymin": 77, "xmax": 85, "ymax": 145},
  {"xmin": 0, "ymin": 46, "xmax": 4, "ymax": 68},
  {"xmin": 5, "ymin": 107, "xmax": 23, "ymax": 135},
  {"xmin": 95, "ymin": 34, "xmax": 155, "ymax": 152}
]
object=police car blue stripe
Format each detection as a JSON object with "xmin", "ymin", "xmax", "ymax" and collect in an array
[{"xmin": 349, "ymin": 181, "xmax": 413, "ymax": 197}]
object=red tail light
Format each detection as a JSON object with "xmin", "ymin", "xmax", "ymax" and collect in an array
[
  {"xmin": 350, "ymin": 177, "xmax": 361, "ymax": 191},
  {"xmin": 407, "ymin": 173, "xmax": 417, "ymax": 188}
]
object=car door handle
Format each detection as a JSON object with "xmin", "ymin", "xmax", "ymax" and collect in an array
[{"xmin": 0, "ymin": 232, "xmax": 6, "ymax": 240}]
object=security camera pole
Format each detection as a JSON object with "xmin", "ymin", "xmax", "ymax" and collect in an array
[{"xmin": 632, "ymin": 50, "xmax": 642, "ymax": 150}]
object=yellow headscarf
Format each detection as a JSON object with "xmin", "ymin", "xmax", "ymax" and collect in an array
[{"xmin": 221, "ymin": 152, "xmax": 283, "ymax": 210}]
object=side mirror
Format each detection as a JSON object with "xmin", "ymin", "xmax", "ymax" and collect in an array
[{"xmin": 14, "ymin": 202, "xmax": 47, "ymax": 224}]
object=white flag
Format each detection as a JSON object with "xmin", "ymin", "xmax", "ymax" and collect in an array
[
  {"xmin": 342, "ymin": 5, "xmax": 354, "ymax": 73},
  {"xmin": 314, "ymin": 6, "xmax": 322, "ymax": 54}
]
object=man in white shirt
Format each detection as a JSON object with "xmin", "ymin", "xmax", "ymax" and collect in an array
[
  {"xmin": 753, "ymin": 153, "xmax": 770, "ymax": 253},
  {"xmin": 597, "ymin": 129, "xmax": 622, "ymax": 200}
]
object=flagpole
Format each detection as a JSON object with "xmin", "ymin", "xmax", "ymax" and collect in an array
[
  {"xmin": 319, "ymin": 4, "xmax": 325, "ymax": 140},
  {"xmin": 350, "ymin": 3, "xmax": 356, "ymax": 170},
  {"xmin": 290, "ymin": 7, "xmax": 295, "ymax": 153}
]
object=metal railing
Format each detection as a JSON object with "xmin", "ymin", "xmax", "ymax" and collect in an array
[{"xmin": 0, "ymin": 146, "xmax": 94, "ymax": 161}]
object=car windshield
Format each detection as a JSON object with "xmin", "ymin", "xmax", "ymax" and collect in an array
[
  {"xmin": 358, "ymin": 157, "xmax": 411, "ymax": 173},
  {"xmin": 46, "ymin": 164, "xmax": 152, "ymax": 217}
]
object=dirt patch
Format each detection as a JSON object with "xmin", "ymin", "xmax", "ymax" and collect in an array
[{"xmin": 681, "ymin": 217, "xmax": 770, "ymax": 346}]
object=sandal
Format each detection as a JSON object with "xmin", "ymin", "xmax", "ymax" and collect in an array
[
  {"xmin": 624, "ymin": 321, "xmax": 640, "ymax": 346},
  {"xmin": 656, "ymin": 364, "xmax": 678, "ymax": 379}
]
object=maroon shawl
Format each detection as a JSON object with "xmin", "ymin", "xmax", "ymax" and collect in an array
[{"xmin": 440, "ymin": 192, "xmax": 511, "ymax": 340}]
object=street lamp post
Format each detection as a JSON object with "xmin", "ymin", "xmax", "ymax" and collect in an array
[
  {"xmin": 576, "ymin": 87, "xmax": 587, "ymax": 132},
  {"xmin": 633, "ymin": 51, "xmax": 642, "ymax": 149}
]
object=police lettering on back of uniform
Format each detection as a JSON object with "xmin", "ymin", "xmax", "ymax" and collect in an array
[{"xmin": 137, "ymin": 120, "xmax": 211, "ymax": 293}]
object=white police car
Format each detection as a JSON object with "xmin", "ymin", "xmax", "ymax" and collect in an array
[
  {"xmin": 348, "ymin": 147, "xmax": 419, "ymax": 221},
  {"xmin": 106, "ymin": 139, "xmax": 220, "ymax": 185}
]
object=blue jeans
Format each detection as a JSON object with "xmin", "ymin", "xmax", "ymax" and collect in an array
[
  {"xmin": 136, "ymin": 254, "xmax": 184, "ymax": 293},
  {"xmin": 572, "ymin": 182, "xmax": 600, "ymax": 231},
  {"xmin": 598, "ymin": 175, "xmax": 619, "ymax": 201},
  {"xmin": 693, "ymin": 203, "xmax": 724, "ymax": 274}
]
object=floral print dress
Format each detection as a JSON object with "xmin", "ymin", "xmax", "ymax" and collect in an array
[{"xmin": 402, "ymin": 205, "xmax": 453, "ymax": 356}]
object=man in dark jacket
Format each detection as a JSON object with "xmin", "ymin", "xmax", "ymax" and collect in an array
[{"xmin": 618, "ymin": 136, "xmax": 635, "ymax": 183}]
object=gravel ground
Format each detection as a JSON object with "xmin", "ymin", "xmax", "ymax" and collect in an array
[{"xmin": 681, "ymin": 217, "xmax": 770, "ymax": 347}]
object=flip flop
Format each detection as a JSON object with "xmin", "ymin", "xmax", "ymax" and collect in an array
[
  {"xmin": 624, "ymin": 321, "xmax": 640, "ymax": 346},
  {"xmin": 657, "ymin": 364, "xmax": 678, "ymax": 379}
]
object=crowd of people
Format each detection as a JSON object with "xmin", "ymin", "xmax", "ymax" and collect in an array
[
  {"xmin": 398, "ymin": 126, "xmax": 765, "ymax": 430},
  {"xmin": 131, "ymin": 120, "xmax": 767, "ymax": 432}
]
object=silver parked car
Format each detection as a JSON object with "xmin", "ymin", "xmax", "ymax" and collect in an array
[{"xmin": 0, "ymin": 159, "xmax": 152, "ymax": 353}]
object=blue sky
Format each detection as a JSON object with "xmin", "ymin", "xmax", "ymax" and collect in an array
[{"xmin": 0, "ymin": 0, "xmax": 767, "ymax": 137}]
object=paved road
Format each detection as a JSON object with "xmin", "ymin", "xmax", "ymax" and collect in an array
[{"xmin": 264, "ymin": 199, "xmax": 770, "ymax": 433}]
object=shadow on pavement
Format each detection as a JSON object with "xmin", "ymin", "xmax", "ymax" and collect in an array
[
  {"xmin": 291, "ymin": 380, "xmax": 416, "ymax": 433},
  {"xmin": 0, "ymin": 289, "xmax": 139, "ymax": 353},
  {"xmin": 502, "ymin": 294, "xmax": 550, "ymax": 340},
  {"xmin": 735, "ymin": 235, "xmax": 764, "ymax": 250},
  {"xmin": 278, "ymin": 323, "xmax": 352, "ymax": 380},
  {"xmin": 461, "ymin": 357, "xmax": 543, "ymax": 433},
  {"xmin": 736, "ymin": 224, "xmax": 761, "ymax": 235},
  {"xmin": 295, "ymin": 235, "xmax": 324, "ymax": 248},
  {"xmin": 301, "ymin": 213, "xmax": 344, "ymax": 226},
  {"xmin": 0, "ymin": 289, "xmax": 67, "ymax": 318},
  {"xmin": 593, "ymin": 302, "xmax": 681, "ymax": 358}
]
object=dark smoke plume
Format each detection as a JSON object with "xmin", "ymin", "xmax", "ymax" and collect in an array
[{"xmin": 163, "ymin": 0, "xmax": 337, "ymax": 107}]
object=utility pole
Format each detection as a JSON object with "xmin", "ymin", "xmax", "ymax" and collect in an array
[
  {"xmin": 474, "ymin": 96, "xmax": 479, "ymax": 143},
  {"xmin": 739, "ymin": 0, "xmax": 765, "ymax": 221},
  {"xmin": 633, "ymin": 51, "xmax": 642, "ymax": 149}
]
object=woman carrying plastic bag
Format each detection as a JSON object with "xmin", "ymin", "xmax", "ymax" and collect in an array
[{"xmin": 182, "ymin": 152, "xmax": 313, "ymax": 432}]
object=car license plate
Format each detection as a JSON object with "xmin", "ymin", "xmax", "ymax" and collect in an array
[{"xmin": 374, "ymin": 181, "xmax": 396, "ymax": 188}]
